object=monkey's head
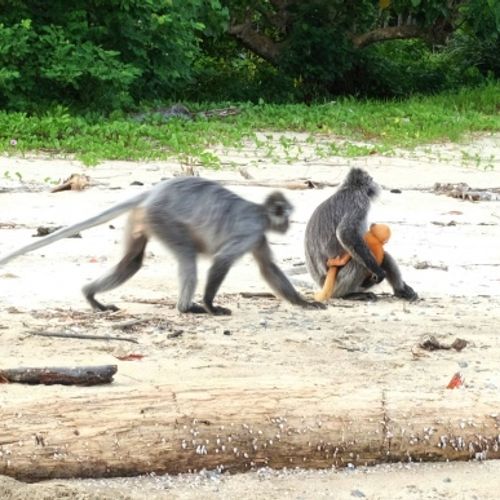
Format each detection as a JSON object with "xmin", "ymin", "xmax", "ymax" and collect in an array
[
  {"xmin": 264, "ymin": 191, "xmax": 293, "ymax": 233},
  {"xmin": 369, "ymin": 223, "xmax": 391, "ymax": 244},
  {"xmin": 345, "ymin": 168, "xmax": 380, "ymax": 199}
]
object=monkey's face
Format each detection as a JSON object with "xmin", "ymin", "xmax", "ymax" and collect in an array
[
  {"xmin": 347, "ymin": 168, "xmax": 380, "ymax": 199},
  {"xmin": 269, "ymin": 202, "xmax": 293, "ymax": 233},
  {"xmin": 265, "ymin": 192, "xmax": 293, "ymax": 233},
  {"xmin": 366, "ymin": 178, "xmax": 381, "ymax": 199}
]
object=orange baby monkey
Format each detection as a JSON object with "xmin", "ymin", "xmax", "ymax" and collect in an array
[{"xmin": 314, "ymin": 223, "xmax": 391, "ymax": 302}]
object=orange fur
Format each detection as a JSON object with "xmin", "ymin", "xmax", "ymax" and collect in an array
[{"xmin": 314, "ymin": 224, "xmax": 391, "ymax": 302}]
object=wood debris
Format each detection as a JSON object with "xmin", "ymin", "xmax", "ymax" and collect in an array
[
  {"xmin": 51, "ymin": 173, "xmax": 91, "ymax": 193},
  {"xmin": 433, "ymin": 182, "xmax": 500, "ymax": 202},
  {"xmin": 418, "ymin": 335, "xmax": 468, "ymax": 352},
  {"xmin": 0, "ymin": 365, "xmax": 117, "ymax": 385}
]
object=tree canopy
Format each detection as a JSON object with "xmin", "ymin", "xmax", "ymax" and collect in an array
[{"xmin": 0, "ymin": 0, "xmax": 498, "ymax": 109}]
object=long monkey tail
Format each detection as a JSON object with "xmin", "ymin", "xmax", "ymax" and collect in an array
[{"xmin": 0, "ymin": 191, "xmax": 149, "ymax": 266}]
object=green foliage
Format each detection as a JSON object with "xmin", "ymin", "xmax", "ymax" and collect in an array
[
  {"xmin": 347, "ymin": 40, "xmax": 483, "ymax": 98},
  {"xmin": 0, "ymin": 84, "xmax": 498, "ymax": 166},
  {"xmin": 0, "ymin": 0, "xmax": 498, "ymax": 109},
  {"xmin": 186, "ymin": 48, "xmax": 299, "ymax": 102},
  {"xmin": 206, "ymin": 0, "xmax": 500, "ymax": 102},
  {"xmin": 447, "ymin": 0, "xmax": 500, "ymax": 77},
  {"xmin": 279, "ymin": 1, "xmax": 369, "ymax": 84},
  {"xmin": 0, "ymin": 0, "xmax": 227, "ymax": 111}
]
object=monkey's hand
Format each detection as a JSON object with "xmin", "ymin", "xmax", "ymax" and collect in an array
[
  {"xmin": 327, "ymin": 254, "xmax": 350, "ymax": 268},
  {"xmin": 369, "ymin": 267, "xmax": 386, "ymax": 284},
  {"xmin": 394, "ymin": 282, "xmax": 418, "ymax": 301}
]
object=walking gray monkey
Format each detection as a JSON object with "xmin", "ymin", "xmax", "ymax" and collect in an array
[
  {"xmin": 0, "ymin": 177, "xmax": 325, "ymax": 314},
  {"xmin": 304, "ymin": 168, "xmax": 417, "ymax": 301}
]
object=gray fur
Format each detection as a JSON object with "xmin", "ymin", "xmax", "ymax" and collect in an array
[
  {"xmin": 0, "ymin": 192, "xmax": 148, "ymax": 266},
  {"xmin": 304, "ymin": 168, "xmax": 417, "ymax": 301},
  {"xmin": 1, "ymin": 177, "xmax": 324, "ymax": 313}
]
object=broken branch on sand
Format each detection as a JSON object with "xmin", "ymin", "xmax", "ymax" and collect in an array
[
  {"xmin": 0, "ymin": 365, "xmax": 117, "ymax": 385},
  {"xmin": 28, "ymin": 331, "xmax": 139, "ymax": 344}
]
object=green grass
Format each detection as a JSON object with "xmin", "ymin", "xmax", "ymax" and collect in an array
[{"xmin": 0, "ymin": 83, "xmax": 498, "ymax": 166}]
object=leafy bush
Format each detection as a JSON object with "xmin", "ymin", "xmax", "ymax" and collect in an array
[
  {"xmin": 0, "ymin": 1, "xmax": 227, "ymax": 111},
  {"xmin": 0, "ymin": 0, "xmax": 498, "ymax": 109},
  {"xmin": 190, "ymin": 1, "xmax": 499, "ymax": 102},
  {"xmin": 447, "ymin": 0, "xmax": 500, "ymax": 78}
]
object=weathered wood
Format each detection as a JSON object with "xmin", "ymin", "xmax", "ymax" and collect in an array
[
  {"xmin": 0, "ymin": 365, "xmax": 117, "ymax": 386},
  {"xmin": 0, "ymin": 386, "xmax": 499, "ymax": 480},
  {"xmin": 50, "ymin": 173, "xmax": 90, "ymax": 193},
  {"xmin": 29, "ymin": 331, "xmax": 139, "ymax": 344}
]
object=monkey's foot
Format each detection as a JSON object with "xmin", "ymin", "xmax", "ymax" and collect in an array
[
  {"xmin": 183, "ymin": 303, "xmax": 208, "ymax": 314},
  {"xmin": 361, "ymin": 270, "xmax": 386, "ymax": 288},
  {"xmin": 99, "ymin": 304, "xmax": 120, "ymax": 312},
  {"xmin": 183, "ymin": 302, "xmax": 232, "ymax": 315},
  {"xmin": 85, "ymin": 296, "xmax": 119, "ymax": 312},
  {"xmin": 394, "ymin": 283, "xmax": 418, "ymax": 301},
  {"xmin": 313, "ymin": 291, "xmax": 329, "ymax": 302},
  {"xmin": 304, "ymin": 300, "xmax": 327, "ymax": 309},
  {"xmin": 204, "ymin": 304, "xmax": 232, "ymax": 316},
  {"xmin": 343, "ymin": 292, "xmax": 378, "ymax": 302}
]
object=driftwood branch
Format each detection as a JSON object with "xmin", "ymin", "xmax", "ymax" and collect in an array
[
  {"xmin": 50, "ymin": 174, "xmax": 90, "ymax": 193},
  {"xmin": 29, "ymin": 331, "xmax": 139, "ymax": 344},
  {"xmin": 0, "ymin": 365, "xmax": 117, "ymax": 386}
]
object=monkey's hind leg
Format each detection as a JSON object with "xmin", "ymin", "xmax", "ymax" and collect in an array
[
  {"xmin": 202, "ymin": 254, "xmax": 235, "ymax": 316},
  {"xmin": 176, "ymin": 252, "xmax": 208, "ymax": 314},
  {"xmin": 314, "ymin": 254, "xmax": 350, "ymax": 302},
  {"xmin": 149, "ymin": 218, "xmax": 207, "ymax": 314},
  {"xmin": 83, "ymin": 214, "xmax": 148, "ymax": 312},
  {"xmin": 83, "ymin": 234, "xmax": 148, "ymax": 311}
]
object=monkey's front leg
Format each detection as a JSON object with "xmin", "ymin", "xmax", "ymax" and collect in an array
[
  {"xmin": 253, "ymin": 238, "xmax": 325, "ymax": 309},
  {"xmin": 381, "ymin": 252, "xmax": 418, "ymax": 301},
  {"xmin": 336, "ymin": 222, "xmax": 386, "ymax": 284}
]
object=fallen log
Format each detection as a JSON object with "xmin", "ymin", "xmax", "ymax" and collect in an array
[
  {"xmin": 0, "ymin": 386, "xmax": 499, "ymax": 480},
  {"xmin": 0, "ymin": 365, "xmax": 117, "ymax": 386}
]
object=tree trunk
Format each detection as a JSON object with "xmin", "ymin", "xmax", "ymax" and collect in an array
[
  {"xmin": 1, "ymin": 386, "xmax": 499, "ymax": 480},
  {"xmin": 228, "ymin": 21, "xmax": 282, "ymax": 65},
  {"xmin": 352, "ymin": 25, "xmax": 431, "ymax": 49}
]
